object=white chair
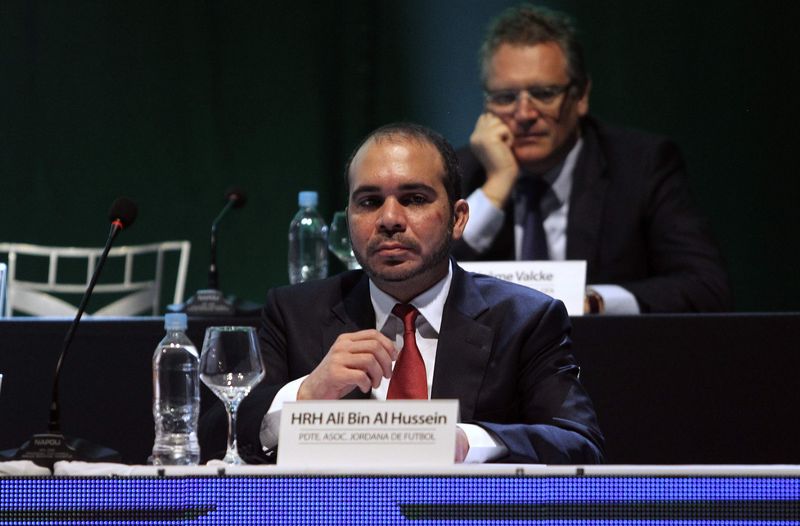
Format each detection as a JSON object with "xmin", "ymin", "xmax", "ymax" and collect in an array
[
  {"xmin": 0, "ymin": 241, "xmax": 190, "ymax": 317},
  {"xmin": 0, "ymin": 262, "xmax": 7, "ymax": 316}
]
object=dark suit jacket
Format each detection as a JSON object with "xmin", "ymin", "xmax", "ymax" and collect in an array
[
  {"xmin": 452, "ymin": 116, "xmax": 732, "ymax": 313},
  {"xmin": 202, "ymin": 264, "xmax": 604, "ymax": 465}
]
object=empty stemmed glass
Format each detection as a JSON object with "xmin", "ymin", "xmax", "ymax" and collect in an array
[
  {"xmin": 328, "ymin": 211, "xmax": 360, "ymax": 270},
  {"xmin": 199, "ymin": 326, "xmax": 264, "ymax": 464}
]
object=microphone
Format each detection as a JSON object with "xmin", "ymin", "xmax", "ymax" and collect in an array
[
  {"xmin": 183, "ymin": 187, "xmax": 246, "ymax": 316},
  {"xmin": 108, "ymin": 196, "xmax": 138, "ymax": 231},
  {"xmin": 208, "ymin": 187, "xmax": 246, "ymax": 290},
  {"xmin": 14, "ymin": 197, "xmax": 137, "ymax": 468}
]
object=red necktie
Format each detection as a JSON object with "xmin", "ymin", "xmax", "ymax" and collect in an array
[{"xmin": 387, "ymin": 303, "xmax": 427, "ymax": 399}]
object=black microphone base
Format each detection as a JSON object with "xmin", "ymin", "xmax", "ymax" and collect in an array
[
  {"xmin": 182, "ymin": 289, "xmax": 236, "ymax": 315},
  {"xmin": 7, "ymin": 433, "xmax": 121, "ymax": 470}
]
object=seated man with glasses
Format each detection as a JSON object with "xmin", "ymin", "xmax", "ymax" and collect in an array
[{"xmin": 453, "ymin": 4, "xmax": 731, "ymax": 314}]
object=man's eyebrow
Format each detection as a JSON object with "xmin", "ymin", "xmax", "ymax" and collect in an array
[
  {"xmin": 397, "ymin": 183, "xmax": 436, "ymax": 193},
  {"xmin": 351, "ymin": 183, "xmax": 437, "ymax": 196},
  {"xmin": 350, "ymin": 185, "xmax": 381, "ymax": 197}
]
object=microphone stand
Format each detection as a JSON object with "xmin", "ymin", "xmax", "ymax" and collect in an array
[
  {"xmin": 184, "ymin": 191, "xmax": 245, "ymax": 316},
  {"xmin": 14, "ymin": 221, "xmax": 126, "ymax": 468},
  {"xmin": 207, "ymin": 198, "xmax": 236, "ymax": 291}
]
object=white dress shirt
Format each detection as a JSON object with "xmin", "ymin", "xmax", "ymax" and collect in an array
[
  {"xmin": 260, "ymin": 262, "xmax": 507, "ymax": 463},
  {"xmin": 462, "ymin": 139, "xmax": 640, "ymax": 314}
]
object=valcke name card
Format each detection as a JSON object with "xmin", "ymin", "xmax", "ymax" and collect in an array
[
  {"xmin": 459, "ymin": 260, "xmax": 586, "ymax": 316},
  {"xmin": 278, "ymin": 400, "xmax": 458, "ymax": 467}
]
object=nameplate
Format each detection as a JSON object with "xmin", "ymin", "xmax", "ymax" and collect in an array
[
  {"xmin": 459, "ymin": 260, "xmax": 587, "ymax": 316},
  {"xmin": 278, "ymin": 400, "xmax": 458, "ymax": 467}
]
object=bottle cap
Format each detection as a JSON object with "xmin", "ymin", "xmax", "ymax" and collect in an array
[
  {"xmin": 164, "ymin": 312, "xmax": 188, "ymax": 331},
  {"xmin": 298, "ymin": 191, "xmax": 318, "ymax": 208}
]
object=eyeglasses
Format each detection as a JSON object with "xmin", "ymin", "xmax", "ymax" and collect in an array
[{"xmin": 484, "ymin": 82, "xmax": 574, "ymax": 114}]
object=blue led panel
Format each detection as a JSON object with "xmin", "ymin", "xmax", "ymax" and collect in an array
[{"xmin": 1, "ymin": 475, "xmax": 799, "ymax": 525}]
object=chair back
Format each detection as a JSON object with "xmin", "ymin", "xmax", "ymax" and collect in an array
[
  {"xmin": 0, "ymin": 262, "xmax": 7, "ymax": 316},
  {"xmin": 0, "ymin": 241, "xmax": 190, "ymax": 317}
]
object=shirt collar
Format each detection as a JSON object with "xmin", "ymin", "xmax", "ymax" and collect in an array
[
  {"xmin": 550, "ymin": 136, "xmax": 583, "ymax": 206},
  {"xmin": 369, "ymin": 260, "xmax": 453, "ymax": 334}
]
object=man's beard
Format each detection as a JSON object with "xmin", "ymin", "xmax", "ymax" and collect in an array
[{"xmin": 353, "ymin": 225, "xmax": 453, "ymax": 284}]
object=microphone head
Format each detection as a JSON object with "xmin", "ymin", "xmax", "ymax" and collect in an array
[
  {"xmin": 224, "ymin": 186, "xmax": 247, "ymax": 209},
  {"xmin": 108, "ymin": 197, "xmax": 138, "ymax": 228}
]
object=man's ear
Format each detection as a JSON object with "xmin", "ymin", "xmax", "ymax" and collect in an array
[
  {"xmin": 577, "ymin": 78, "xmax": 591, "ymax": 116},
  {"xmin": 451, "ymin": 199, "xmax": 470, "ymax": 240}
]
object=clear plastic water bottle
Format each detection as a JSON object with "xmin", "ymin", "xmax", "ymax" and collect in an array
[
  {"xmin": 150, "ymin": 313, "xmax": 200, "ymax": 465},
  {"xmin": 288, "ymin": 190, "xmax": 329, "ymax": 284}
]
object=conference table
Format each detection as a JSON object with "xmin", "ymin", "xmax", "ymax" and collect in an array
[{"xmin": 1, "ymin": 313, "xmax": 798, "ymax": 465}]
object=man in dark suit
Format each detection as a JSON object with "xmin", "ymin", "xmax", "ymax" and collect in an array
[
  {"xmin": 204, "ymin": 122, "xmax": 603, "ymax": 465},
  {"xmin": 452, "ymin": 4, "xmax": 731, "ymax": 314}
]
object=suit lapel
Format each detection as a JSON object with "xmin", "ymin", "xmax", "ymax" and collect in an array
[
  {"xmin": 324, "ymin": 272, "xmax": 374, "ymax": 351},
  {"xmin": 566, "ymin": 118, "xmax": 609, "ymax": 265},
  {"xmin": 323, "ymin": 273, "xmax": 374, "ymax": 400},
  {"xmin": 431, "ymin": 264, "xmax": 493, "ymax": 421}
]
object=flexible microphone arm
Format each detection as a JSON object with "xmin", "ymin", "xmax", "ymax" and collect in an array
[
  {"xmin": 208, "ymin": 200, "xmax": 235, "ymax": 291},
  {"xmin": 207, "ymin": 187, "xmax": 246, "ymax": 290},
  {"xmin": 48, "ymin": 198, "xmax": 137, "ymax": 433}
]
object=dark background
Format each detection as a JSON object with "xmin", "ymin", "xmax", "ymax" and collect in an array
[{"xmin": 2, "ymin": 1, "xmax": 798, "ymax": 312}]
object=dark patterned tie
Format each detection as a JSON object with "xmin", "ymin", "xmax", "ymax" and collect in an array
[
  {"xmin": 387, "ymin": 303, "xmax": 427, "ymax": 399},
  {"xmin": 519, "ymin": 177, "xmax": 550, "ymax": 260}
]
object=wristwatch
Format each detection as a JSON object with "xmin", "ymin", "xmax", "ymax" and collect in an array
[{"xmin": 585, "ymin": 288, "xmax": 605, "ymax": 315}]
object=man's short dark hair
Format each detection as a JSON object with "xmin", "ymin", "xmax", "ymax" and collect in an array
[
  {"xmin": 479, "ymin": 4, "xmax": 589, "ymax": 96},
  {"xmin": 343, "ymin": 122, "xmax": 462, "ymax": 207}
]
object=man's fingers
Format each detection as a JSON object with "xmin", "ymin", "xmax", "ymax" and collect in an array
[
  {"xmin": 454, "ymin": 427, "xmax": 470, "ymax": 463},
  {"xmin": 332, "ymin": 335, "xmax": 396, "ymax": 378},
  {"xmin": 300, "ymin": 330, "xmax": 401, "ymax": 399},
  {"xmin": 340, "ymin": 330, "xmax": 397, "ymax": 359},
  {"xmin": 340, "ymin": 352, "xmax": 390, "ymax": 389},
  {"xmin": 471, "ymin": 113, "xmax": 516, "ymax": 167}
]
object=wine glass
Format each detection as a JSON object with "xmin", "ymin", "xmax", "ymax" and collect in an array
[
  {"xmin": 328, "ymin": 211, "xmax": 361, "ymax": 270},
  {"xmin": 199, "ymin": 326, "xmax": 264, "ymax": 464}
]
